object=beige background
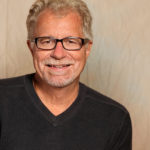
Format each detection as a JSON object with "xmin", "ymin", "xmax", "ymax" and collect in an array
[{"xmin": 0, "ymin": 0, "xmax": 150, "ymax": 149}]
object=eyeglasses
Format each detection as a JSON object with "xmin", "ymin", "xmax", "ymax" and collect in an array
[{"xmin": 34, "ymin": 36, "xmax": 89, "ymax": 51}]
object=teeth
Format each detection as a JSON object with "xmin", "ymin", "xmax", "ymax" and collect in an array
[
  {"xmin": 55, "ymin": 65, "xmax": 63, "ymax": 68},
  {"xmin": 47, "ymin": 64, "xmax": 70, "ymax": 68}
]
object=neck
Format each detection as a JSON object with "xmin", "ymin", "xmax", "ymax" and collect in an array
[{"xmin": 33, "ymin": 75, "xmax": 79, "ymax": 116}]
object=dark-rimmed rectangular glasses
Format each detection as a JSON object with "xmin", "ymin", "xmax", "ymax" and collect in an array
[{"xmin": 34, "ymin": 36, "xmax": 89, "ymax": 51}]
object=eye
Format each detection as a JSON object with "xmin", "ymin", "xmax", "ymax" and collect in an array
[
  {"xmin": 40, "ymin": 39, "xmax": 51, "ymax": 44},
  {"xmin": 37, "ymin": 37, "xmax": 54, "ymax": 45},
  {"xmin": 65, "ymin": 38, "xmax": 79, "ymax": 45},
  {"xmin": 68, "ymin": 39, "xmax": 77, "ymax": 44}
]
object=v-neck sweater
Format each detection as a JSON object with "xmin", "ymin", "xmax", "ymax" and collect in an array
[{"xmin": 0, "ymin": 74, "xmax": 132, "ymax": 150}]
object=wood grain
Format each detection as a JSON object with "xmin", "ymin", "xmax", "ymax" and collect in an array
[{"xmin": 0, "ymin": 0, "xmax": 150, "ymax": 149}]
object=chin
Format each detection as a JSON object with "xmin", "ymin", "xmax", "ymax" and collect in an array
[{"xmin": 43, "ymin": 74, "xmax": 79, "ymax": 88}]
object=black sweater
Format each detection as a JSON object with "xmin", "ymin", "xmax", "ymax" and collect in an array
[{"xmin": 0, "ymin": 74, "xmax": 132, "ymax": 150}]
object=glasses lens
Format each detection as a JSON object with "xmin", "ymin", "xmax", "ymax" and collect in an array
[
  {"xmin": 63, "ymin": 38, "xmax": 82, "ymax": 50},
  {"xmin": 37, "ymin": 37, "xmax": 55, "ymax": 49}
]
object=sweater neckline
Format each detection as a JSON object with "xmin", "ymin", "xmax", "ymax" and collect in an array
[{"xmin": 24, "ymin": 73, "xmax": 86, "ymax": 127}]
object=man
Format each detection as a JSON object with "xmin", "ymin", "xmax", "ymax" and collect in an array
[{"xmin": 0, "ymin": 0, "xmax": 132, "ymax": 149}]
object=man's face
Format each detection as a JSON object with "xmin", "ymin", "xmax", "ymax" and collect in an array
[{"xmin": 28, "ymin": 10, "xmax": 92, "ymax": 88}]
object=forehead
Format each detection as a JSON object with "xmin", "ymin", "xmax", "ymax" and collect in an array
[{"xmin": 34, "ymin": 9, "xmax": 83, "ymax": 37}]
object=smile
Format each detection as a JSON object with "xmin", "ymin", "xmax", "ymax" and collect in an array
[
  {"xmin": 46, "ymin": 64, "xmax": 71, "ymax": 69},
  {"xmin": 45, "ymin": 64, "xmax": 72, "ymax": 76}
]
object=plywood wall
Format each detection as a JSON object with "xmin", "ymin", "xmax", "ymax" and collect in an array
[{"xmin": 0, "ymin": 0, "xmax": 150, "ymax": 149}]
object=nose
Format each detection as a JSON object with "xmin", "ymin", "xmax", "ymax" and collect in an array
[{"xmin": 50, "ymin": 41, "xmax": 66, "ymax": 59}]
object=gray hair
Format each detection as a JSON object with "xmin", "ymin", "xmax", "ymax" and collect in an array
[{"xmin": 26, "ymin": 0, "xmax": 93, "ymax": 41}]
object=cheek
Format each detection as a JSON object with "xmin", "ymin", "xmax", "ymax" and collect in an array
[
  {"xmin": 33, "ymin": 52, "xmax": 46, "ymax": 70},
  {"xmin": 73, "ymin": 51, "xmax": 87, "ymax": 69},
  {"xmin": 33, "ymin": 51, "xmax": 49, "ymax": 63}
]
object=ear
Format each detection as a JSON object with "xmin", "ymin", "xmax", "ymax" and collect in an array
[
  {"xmin": 27, "ymin": 40, "xmax": 34, "ymax": 56},
  {"xmin": 86, "ymin": 40, "xmax": 93, "ymax": 59}
]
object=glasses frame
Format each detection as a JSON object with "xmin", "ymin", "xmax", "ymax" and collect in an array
[{"xmin": 34, "ymin": 36, "xmax": 89, "ymax": 51}]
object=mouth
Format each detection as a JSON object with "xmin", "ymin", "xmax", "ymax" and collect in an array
[{"xmin": 46, "ymin": 64, "xmax": 71, "ymax": 69}]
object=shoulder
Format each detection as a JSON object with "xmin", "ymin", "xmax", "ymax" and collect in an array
[
  {"xmin": 79, "ymin": 83, "xmax": 132, "ymax": 136},
  {"xmin": 0, "ymin": 75, "xmax": 24, "ymax": 87},
  {"xmin": 0, "ymin": 74, "xmax": 33, "ymax": 88},
  {"xmin": 0, "ymin": 73, "xmax": 34, "ymax": 107},
  {"xmin": 80, "ymin": 83, "xmax": 129, "ymax": 115}
]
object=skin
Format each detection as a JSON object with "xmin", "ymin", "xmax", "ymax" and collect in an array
[{"xmin": 27, "ymin": 9, "xmax": 93, "ymax": 116}]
